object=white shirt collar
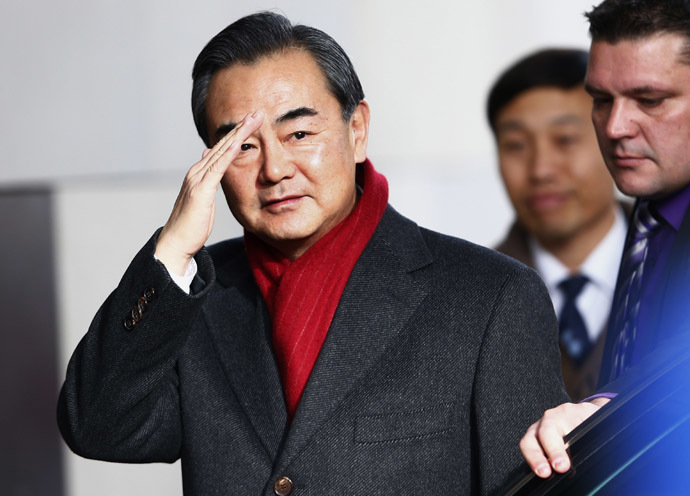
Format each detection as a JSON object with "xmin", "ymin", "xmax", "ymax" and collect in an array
[
  {"xmin": 529, "ymin": 206, "xmax": 627, "ymax": 293},
  {"xmin": 528, "ymin": 206, "xmax": 628, "ymax": 341}
]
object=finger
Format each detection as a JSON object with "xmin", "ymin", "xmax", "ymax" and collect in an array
[
  {"xmin": 206, "ymin": 141, "xmax": 240, "ymax": 176},
  {"xmin": 203, "ymin": 111, "xmax": 263, "ymax": 177},
  {"xmin": 212, "ymin": 110, "xmax": 263, "ymax": 164},
  {"xmin": 187, "ymin": 115, "xmax": 252, "ymax": 178},
  {"xmin": 536, "ymin": 420, "xmax": 571, "ymax": 474},
  {"xmin": 520, "ymin": 423, "xmax": 553, "ymax": 478}
]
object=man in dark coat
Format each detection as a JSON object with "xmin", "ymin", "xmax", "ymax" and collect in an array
[{"xmin": 58, "ymin": 12, "xmax": 567, "ymax": 495}]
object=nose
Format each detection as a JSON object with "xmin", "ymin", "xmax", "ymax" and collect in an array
[
  {"xmin": 604, "ymin": 100, "xmax": 637, "ymax": 140},
  {"xmin": 259, "ymin": 141, "xmax": 296, "ymax": 184},
  {"xmin": 528, "ymin": 139, "xmax": 558, "ymax": 183}
]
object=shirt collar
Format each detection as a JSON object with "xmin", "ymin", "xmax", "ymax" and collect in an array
[
  {"xmin": 652, "ymin": 183, "xmax": 690, "ymax": 231},
  {"xmin": 529, "ymin": 205, "xmax": 628, "ymax": 294}
]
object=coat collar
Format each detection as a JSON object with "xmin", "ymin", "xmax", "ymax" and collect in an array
[
  {"xmin": 203, "ymin": 206, "xmax": 433, "ymax": 466},
  {"xmin": 202, "ymin": 249, "xmax": 288, "ymax": 460}
]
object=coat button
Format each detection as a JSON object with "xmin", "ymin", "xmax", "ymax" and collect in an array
[
  {"xmin": 143, "ymin": 287, "xmax": 156, "ymax": 302},
  {"xmin": 273, "ymin": 476, "xmax": 293, "ymax": 496},
  {"xmin": 137, "ymin": 296, "xmax": 148, "ymax": 313},
  {"xmin": 131, "ymin": 305, "xmax": 143, "ymax": 322}
]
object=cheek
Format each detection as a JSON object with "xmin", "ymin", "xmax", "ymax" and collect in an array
[
  {"xmin": 575, "ymin": 162, "xmax": 614, "ymax": 203},
  {"xmin": 221, "ymin": 172, "xmax": 255, "ymax": 213},
  {"xmin": 593, "ymin": 122, "xmax": 613, "ymax": 148},
  {"xmin": 499, "ymin": 161, "xmax": 527, "ymax": 199},
  {"xmin": 300, "ymin": 137, "xmax": 355, "ymax": 189}
]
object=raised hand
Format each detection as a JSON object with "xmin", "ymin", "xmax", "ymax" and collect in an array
[{"xmin": 155, "ymin": 111, "xmax": 264, "ymax": 275}]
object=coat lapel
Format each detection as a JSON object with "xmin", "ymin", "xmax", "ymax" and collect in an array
[
  {"xmin": 202, "ymin": 254, "xmax": 288, "ymax": 460},
  {"xmin": 274, "ymin": 207, "xmax": 433, "ymax": 470}
]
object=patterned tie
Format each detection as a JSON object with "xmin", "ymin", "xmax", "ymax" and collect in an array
[
  {"xmin": 608, "ymin": 201, "xmax": 661, "ymax": 381},
  {"xmin": 558, "ymin": 274, "xmax": 591, "ymax": 365}
]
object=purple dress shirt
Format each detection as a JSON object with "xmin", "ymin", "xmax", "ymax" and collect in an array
[{"xmin": 631, "ymin": 184, "xmax": 690, "ymax": 366}]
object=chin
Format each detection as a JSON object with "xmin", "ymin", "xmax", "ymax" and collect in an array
[
  {"xmin": 259, "ymin": 226, "xmax": 318, "ymax": 246},
  {"xmin": 533, "ymin": 220, "xmax": 579, "ymax": 242}
]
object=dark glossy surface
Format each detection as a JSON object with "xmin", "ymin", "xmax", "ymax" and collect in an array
[{"xmin": 499, "ymin": 350, "xmax": 690, "ymax": 495}]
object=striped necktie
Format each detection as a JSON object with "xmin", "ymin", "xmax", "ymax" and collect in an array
[{"xmin": 608, "ymin": 201, "xmax": 660, "ymax": 381}]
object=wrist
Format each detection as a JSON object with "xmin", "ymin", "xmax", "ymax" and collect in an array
[{"xmin": 154, "ymin": 246, "xmax": 194, "ymax": 277}]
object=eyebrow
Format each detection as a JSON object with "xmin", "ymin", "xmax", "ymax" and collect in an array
[
  {"xmin": 496, "ymin": 120, "xmax": 526, "ymax": 134},
  {"xmin": 275, "ymin": 106, "xmax": 318, "ymax": 124},
  {"xmin": 496, "ymin": 114, "xmax": 583, "ymax": 134},
  {"xmin": 549, "ymin": 114, "xmax": 584, "ymax": 126},
  {"xmin": 213, "ymin": 106, "xmax": 319, "ymax": 142},
  {"xmin": 585, "ymin": 83, "xmax": 671, "ymax": 97}
]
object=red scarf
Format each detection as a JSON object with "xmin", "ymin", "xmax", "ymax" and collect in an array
[{"xmin": 245, "ymin": 159, "xmax": 388, "ymax": 420}]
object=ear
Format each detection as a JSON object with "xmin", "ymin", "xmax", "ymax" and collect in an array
[{"xmin": 350, "ymin": 100, "xmax": 370, "ymax": 163}]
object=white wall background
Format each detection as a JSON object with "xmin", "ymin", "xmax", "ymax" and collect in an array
[{"xmin": 1, "ymin": 1, "xmax": 596, "ymax": 494}]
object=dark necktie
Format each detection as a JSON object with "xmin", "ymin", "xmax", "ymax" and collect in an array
[
  {"xmin": 558, "ymin": 274, "xmax": 591, "ymax": 365},
  {"xmin": 608, "ymin": 201, "xmax": 660, "ymax": 381}
]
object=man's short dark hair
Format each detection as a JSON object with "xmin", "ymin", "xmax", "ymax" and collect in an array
[
  {"xmin": 486, "ymin": 48, "xmax": 589, "ymax": 135},
  {"xmin": 586, "ymin": 0, "xmax": 690, "ymax": 62},
  {"xmin": 191, "ymin": 11, "xmax": 365, "ymax": 147}
]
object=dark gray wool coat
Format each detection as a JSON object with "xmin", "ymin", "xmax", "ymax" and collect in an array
[{"xmin": 58, "ymin": 205, "xmax": 568, "ymax": 495}]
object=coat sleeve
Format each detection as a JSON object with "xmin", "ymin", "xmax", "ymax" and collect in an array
[
  {"xmin": 56, "ymin": 230, "xmax": 216, "ymax": 463},
  {"xmin": 472, "ymin": 264, "xmax": 570, "ymax": 495}
]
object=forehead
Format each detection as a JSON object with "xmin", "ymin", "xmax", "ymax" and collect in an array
[
  {"xmin": 206, "ymin": 49, "xmax": 334, "ymax": 124},
  {"xmin": 497, "ymin": 86, "xmax": 591, "ymax": 131},
  {"xmin": 586, "ymin": 33, "xmax": 689, "ymax": 90}
]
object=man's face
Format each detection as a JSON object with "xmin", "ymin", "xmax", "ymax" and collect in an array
[
  {"xmin": 205, "ymin": 49, "xmax": 369, "ymax": 259},
  {"xmin": 586, "ymin": 33, "xmax": 690, "ymax": 199},
  {"xmin": 496, "ymin": 86, "xmax": 616, "ymax": 244}
]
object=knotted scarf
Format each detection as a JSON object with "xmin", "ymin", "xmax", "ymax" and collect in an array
[{"xmin": 245, "ymin": 159, "xmax": 388, "ymax": 420}]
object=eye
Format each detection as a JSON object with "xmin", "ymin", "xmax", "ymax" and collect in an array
[
  {"xmin": 638, "ymin": 97, "xmax": 664, "ymax": 108},
  {"xmin": 500, "ymin": 140, "xmax": 527, "ymax": 153},
  {"xmin": 591, "ymin": 95, "xmax": 612, "ymax": 108},
  {"xmin": 240, "ymin": 143, "xmax": 254, "ymax": 151},
  {"xmin": 293, "ymin": 131, "xmax": 307, "ymax": 140},
  {"xmin": 555, "ymin": 134, "xmax": 578, "ymax": 147}
]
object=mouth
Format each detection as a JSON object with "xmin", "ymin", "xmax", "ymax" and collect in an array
[
  {"xmin": 611, "ymin": 154, "xmax": 648, "ymax": 167},
  {"xmin": 261, "ymin": 194, "xmax": 305, "ymax": 210},
  {"xmin": 526, "ymin": 192, "xmax": 569, "ymax": 212}
]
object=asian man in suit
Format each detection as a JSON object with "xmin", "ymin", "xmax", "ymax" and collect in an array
[{"xmin": 489, "ymin": 48, "xmax": 631, "ymax": 401}]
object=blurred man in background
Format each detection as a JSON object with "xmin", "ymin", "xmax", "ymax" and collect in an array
[{"xmin": 488, "ymin": 49, "xmax": 630, "ymax": 400}]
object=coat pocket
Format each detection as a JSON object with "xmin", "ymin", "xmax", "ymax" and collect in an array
[{"xmin": 354, "ymin": 402, "xmax": 455, "ymax": 444}]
